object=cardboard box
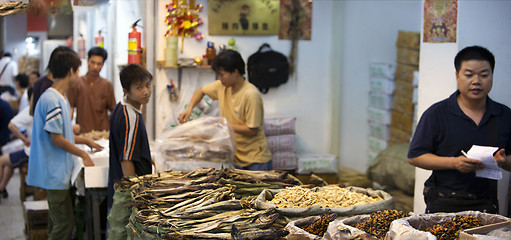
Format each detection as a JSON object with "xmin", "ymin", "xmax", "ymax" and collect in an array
[
  {"xmin": 392, "ymin": 94, "xmax": 415, "ymax": 115},
  {"xmin": 297, "ymin": 153, "xmax": 338, "ymax": 174},
  {"xmin": 389, "ymin": 126, "xmax": 412, "ymax": 146},
  {"xmin": 397, "ymin": 47, "xmax": 420, "ymax": 66},
  {"xmin": 368, "ymin": 107, "xmax": 392, "ymax": 125},
  {"xmin": 394, "ymin": 63, "xmax": 418, "ymax": 83},
  {"xmin": 370, "ymin": 62, "xmax": 395, "ymax": 79},
  {"xmin": 393, "ymin": 80, "xmax": 415, "ymax": 99},
  {"xmin": 83, "ymin": 155, "xmax": 109, "ymax": 188},
  {"xmin": 396, "ymin": 31, "xmax": 420, "ymax": 50},
  {"xmin": 369, "ymin": 92, "xmax": 393, "ymax": 110},
  {"xmin": 459, "ymin": 220, "xmax": 511, "ymax": 240},
  {"xmin": 370, "ymin": 77, "xmax": 395, "ymax": 94},
  {"xmin": 391, "ymin": 110, "xmax": 414, "ymax": 132},
  {"xmin": 368, "ymin": 136, "xmax": 389, "ymax": 153},
  {"xmin": 368, "ymin": 121, "xmax": 390, "ymax": 141}
]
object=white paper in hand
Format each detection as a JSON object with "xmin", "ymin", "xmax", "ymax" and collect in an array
[{"xmin": 466, "ymin": 145, "xmax": 501, "ymax": 180}]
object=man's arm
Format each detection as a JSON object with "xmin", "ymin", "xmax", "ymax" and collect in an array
[
  {"xmin": 74, "ymin": 135, "xmax": 104, "ymax": 152},
  {"xmin": 178, "ymin": 88, "xmax": 205, "ymax": 123},
  {"xmin": 230, "ymin": 123, "xmax": 258, "ymax": 137},
  {"xmin": 409, "ymin": 153, "xmax": 482, "ymax": 173},
  {"xmin": 121, "ymin": 161, "xmax": 135, "ymax": 177},
  {"xmin": 8, "ymin": 122, "xmax": 29, "ymax": 146},
  {"xmin": 50, "ymin": 133, "xmax": 94, "ymax": 166}
]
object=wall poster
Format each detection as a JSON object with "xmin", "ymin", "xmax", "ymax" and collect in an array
[
  {"xmin": 208, "ymin": 0, "xmax": 280, "ymax": 35},
  {"xmin": 279, "ymin": 0, "xmax": 312, "ymax": 40},
  {"xmin": 423, "ymin": 0, "xmax": 457, "ymax": 43}
]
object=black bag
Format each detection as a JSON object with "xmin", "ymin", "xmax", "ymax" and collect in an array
[{"xmin": 247, "ymin": 43, "xmax": 289, "ymax": 94}]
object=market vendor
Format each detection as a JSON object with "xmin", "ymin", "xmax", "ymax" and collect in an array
[
  {"xmin": 408, "ymin": 46, "xmax": 511, "ymax": 214},
  {"xmin": 178, "ymin": 50, "xmax": 272, "ymax": 170},
  {"xmin": 67, "ymin": 47, "xmax": 116, "ymax": 133}
]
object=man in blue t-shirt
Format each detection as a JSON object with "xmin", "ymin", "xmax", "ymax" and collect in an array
[
  {"xmin": 28, "ymin": 51, "xmax": 102, "ymax": 239},
  {"xmin": 408, "ymin": 46, "xmax": 511, "ymax": 214}
]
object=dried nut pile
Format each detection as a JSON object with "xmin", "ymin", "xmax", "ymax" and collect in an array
[
  {"xmin": 426, "ymin": 215, "xmax": 481, "ymax": 240},
  {"xmin": 302, "ymin": 212, "xmax": 338, "ymax": 236},
  {"xmin": 267, "ymin": 185, "xmax": 383, "ymax": 208},
  {"xmin": 353, "ymin": 210, "xmax": 408, "ymax": 239},
  {"xmin": 80, "ymin": 130, "xmax": 109, "ymax": 140}
]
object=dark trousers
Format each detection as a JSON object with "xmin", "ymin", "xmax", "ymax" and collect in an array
[{"xmin": 47, "ymin": 189, "xmax": 75, "ymax": 240}]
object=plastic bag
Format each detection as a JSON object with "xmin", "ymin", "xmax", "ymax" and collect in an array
[
  {"xmin": 154, "ymin": 116, "xmax": 236, "ymax": 172},
  {"xmin": 285, "ymin": 216, "xmax": 323, "ymax": 240}
]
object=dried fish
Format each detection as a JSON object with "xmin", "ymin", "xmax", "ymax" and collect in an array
[{"xmin": 231, "ymin": 225, "xmax": 289, "ymax": 240}]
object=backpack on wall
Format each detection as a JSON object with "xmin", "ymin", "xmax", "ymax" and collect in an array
[{"xmin": 247, "ymin": 43, "xmax": 289, "ymax": 94}]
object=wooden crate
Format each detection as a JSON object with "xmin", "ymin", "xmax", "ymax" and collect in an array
[{"xmin": 23, "ymin": 200, "xmax": 48, "ymax": 240}]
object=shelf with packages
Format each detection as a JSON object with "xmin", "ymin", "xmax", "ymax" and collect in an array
[{"xmin": 156, "ymin": 60, "xmax": 212, "ymax": 90}]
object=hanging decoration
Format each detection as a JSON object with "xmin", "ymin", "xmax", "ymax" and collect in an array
[{"xmin": 165, "ymin": 0, "xmax": 204, "ymax": 53}]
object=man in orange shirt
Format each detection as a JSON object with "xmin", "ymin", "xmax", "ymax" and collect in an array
[{"xmin": 67, "ymin": 47, "xmax": 116, "ymax": 133}]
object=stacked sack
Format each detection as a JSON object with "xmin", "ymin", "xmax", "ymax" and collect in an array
[
  {"xmin": 367, "ymin": 63, "xmax": 395, "ymax": 162},
  {"xmin": 264, "ymin": 116, "xmax": 297, "ymax": 170}
]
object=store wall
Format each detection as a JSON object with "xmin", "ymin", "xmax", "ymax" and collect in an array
[
  {"xmin": 154, "ymin": 0, "xmax": 334, "ymax": 155},
  {"xmin": 414, "ymin": 0, "xmax": 511, "ymax": 214},
  {"xmin": 3, "ymin": 13, "xmax": 27, "ymax": 61},
  {"xmin": 337, "ymin": 1, "xmax": 422, "ymax": 171}
]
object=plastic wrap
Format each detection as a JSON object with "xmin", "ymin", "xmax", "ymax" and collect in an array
[{"xmin": 154, "ymin": 116, "xmax": 236, "ymax": 172}]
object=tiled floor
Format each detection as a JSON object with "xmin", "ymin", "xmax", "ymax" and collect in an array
[{"xmin": 0, "ymin": 169, "xmax": 27, "ymax": 240}]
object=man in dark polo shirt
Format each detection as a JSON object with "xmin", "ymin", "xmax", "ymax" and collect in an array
[{"xmin": 408, "ymin": 46, "xmax": 511, "ymax": 213}]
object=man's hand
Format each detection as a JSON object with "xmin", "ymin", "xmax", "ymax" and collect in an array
[
  {"xmin": 22, "ymin": 138, "xmax": 30, "ymax": 147},
  {"xmin": 81, "ymin": 152, "xmax": 95, "ymax": 167},
  {"xmin": 86, "ymin": 139, "xmax": 104, "ymax": 152},
  {"xmin": 494, "ymin": 148, "xmax": 507, "ymax": 168},
  {"xmin": 177, "ymin": 110, "xmax": 192, "ymax": 124},
  {"xmin": 454, "ymin": 155, "xmax": 483, "ymax": 173}
]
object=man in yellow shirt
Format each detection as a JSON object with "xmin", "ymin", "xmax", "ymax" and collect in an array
[{"xmin": 178, "ymin": 50, "xmax": 272, "ymax": 170}]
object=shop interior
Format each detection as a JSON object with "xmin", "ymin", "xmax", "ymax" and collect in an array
[{"xmin": 1, "ymin": 0, "xmax": 511, "ymax": 239}]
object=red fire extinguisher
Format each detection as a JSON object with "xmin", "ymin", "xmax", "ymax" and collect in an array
[
  {"xmin": 128, "ymin": 19, "xmax": 142, "ymax": 65},
  {"xmin": 95, "ymin": 30, "xmax": 104, "ymax": 48}
]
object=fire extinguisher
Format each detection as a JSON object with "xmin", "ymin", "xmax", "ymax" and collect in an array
[
  {"xmin": 128, "ymin": 19, "xmax": 142, "ymax": 65},
  {"xmin": 95, "ymin": 30, "xmax": 104, "ymax": 48}
]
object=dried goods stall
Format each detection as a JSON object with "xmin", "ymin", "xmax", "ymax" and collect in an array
[{"xmin": 110, "ymin": 168, "xmax": 302, "ymax": 239}]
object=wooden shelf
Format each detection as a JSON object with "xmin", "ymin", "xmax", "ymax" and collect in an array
[
  {"xmin": 156, "ymin": 60, "xmax": 214, "ymax": 91},
  {"xmin": 156, "ymin": 60, "xmax": 211, "ymax": 69}
]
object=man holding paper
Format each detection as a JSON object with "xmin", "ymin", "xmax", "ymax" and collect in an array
[{"xmin": 408, "ymin": 46, "xmax": 511, "ymax": 213}]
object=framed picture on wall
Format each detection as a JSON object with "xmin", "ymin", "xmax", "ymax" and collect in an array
[
  {"xmin": 423, "ymin": 0, "xmax": 457, "ymax": 43},
  {"xmin": 208, "ymin": 0, "xmax": 280, "ymax": 35}
]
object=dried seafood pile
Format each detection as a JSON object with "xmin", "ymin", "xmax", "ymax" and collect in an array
[
  {"xmin": 425, "ymin": 215, "xmax": 481, "ymax": 240},
  {"xmin": 301, "ymin": 211, "xmax": 338, "ymax": 236},
  {"xmin": 267, "ymin": 185, "xmax": 383, "ymax": 208},
  {"xmin": 353, "ymin": 210, "xmax": 409, "ymax": 239},
  {"xmin": 80, "ymin": 130, "xmax": 109, "ymax": 140},
  {"xmin": 0, "ymin": 1, "xmax": 27, "ymax": 16},
  {"xmin": 120, "ymin": 168, "xmax": 301, "ymax": 239}
]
